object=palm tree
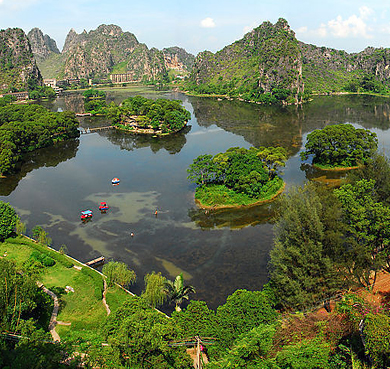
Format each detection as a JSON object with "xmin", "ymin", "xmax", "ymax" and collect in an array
[{"xmin": 163, "ymin": 273, "xmax": 196, "ymax": 312}]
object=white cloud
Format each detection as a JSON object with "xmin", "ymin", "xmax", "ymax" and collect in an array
[
  {"xmin": 200, "ymin": 17, "xmax": 216, "ymax": 28},
  {"xmin": 359, "ymin": 6, "xmax": 373, "ymax": 19},
  {"xmin": 328, "ymin": 13, "xmax": 372, "ymax": 38},
  {"xmin": 0, "ymin": 0, "xmax": 40, "ymax": 9},
  {"xmin": 296, "ymin": 26, "xmax": 308, "ymax": 34}
]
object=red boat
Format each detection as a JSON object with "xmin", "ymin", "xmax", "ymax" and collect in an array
[
  {"xmin": 112, "ymin": 178, "xmax": 120, "ymax": 185},
  {"xmin": 81, "ymin": 210, "xmax": 93, "ymax": 220},
  {"xmin": 99, "ymin": 202, "xmax": 109, "ymax": 211}
]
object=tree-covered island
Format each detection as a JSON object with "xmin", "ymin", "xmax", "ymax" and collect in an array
[
  {"xmin": 188, "ymin": 146, "xmax": 287, "ymax": 208},
  {"xmin": 301, "ymin": 123, "xmax": 378, "ymax": 170},
  {"xmin": 83, "ymin": 91, "xmax": 191, "ymax": 135},
  {"xmin": 0, "ymin": 97, "xmax": 79, "ymax": 176}
]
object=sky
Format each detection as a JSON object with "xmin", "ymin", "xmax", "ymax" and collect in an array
[{"xmin": 1, "ymin": 0, "xmax": 390, "ymax": 56}]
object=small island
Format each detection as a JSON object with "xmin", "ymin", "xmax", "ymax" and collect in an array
[
  {"xmin": 0, "ymin": 96, "xmax": 80, "ymax": 176},
  {"xmin": 187, "ymin": 146, "xmax": 287, "ymax": 209},
  {"xmin": 300, "ymin": 123, "xmax": 378, "ymax": 170},
  {"xmin": 83, "ymin": 90, "xmax": 191, "ymax": 135}
]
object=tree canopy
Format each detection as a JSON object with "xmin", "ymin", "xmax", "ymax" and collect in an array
[
  {"xmin": 0, "ymin": 201, "xmax": 19, "ymax": 241},
  {"xmin": 0, "ymin": 104, "xmax": 79, "ymax": 175},
  {"xmin": 301, "ymin": 123, "xmax": 378, "ymax": 168},
  {"xmin": 187, "ymin": 146, "xmax": 286, "ymax": 206}
]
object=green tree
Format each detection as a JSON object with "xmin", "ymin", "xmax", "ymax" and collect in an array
[
  {"xmin": 275, "ymin": 338, "xmax": 331, "ymax": 369},
  {"xmin": 334, "ymin": 179, "xmax": 390, "ymax": 287},
  {"xmin": 102, "ymin": 261, "xmax": 136, "ymax": 287},
  {"xmin": 269, "ymin": 183, "xmax": 344, "ymax": 310},
  {"xmin": 31, "ymin": 225, "xmax": 52, "ymax": 246},
  {"xmin": 216, "ymin": 289, "xmax": 278, "ymax": 350},
  {"xmin": 187, "ymin": 154, "xmax": 216, "ymax": 185},
  {"xmin": 347, "ymin": 152, "xmax": 390, "ymax": 206},
  {"xmin": 163, "ymin": 274, "xmax": 196, "ymax": 312},
  {"xmin": 93, "ymin": 297, "xmax": 191, "ymax": 368},
  {"xmin": 301, "ymin": 124, "xmax": 378, "ymax": 167},
  {"xmin": 0, "ymin": 201, "xmax": 18, "ymax": 241},
  {"xmin": 102, "ymin": 261, "xmax": 136, "ymax": 288},
  {"xmin": 207, "ymin": 324, "xmax": 277, "ymax": 369},
  {"xmin": 363, "ymin": 313, "xmax": 390, "ymax": 368},
  {"xmin": 142, "ymin": 271, "xmax": 168, "ymax": 308}
]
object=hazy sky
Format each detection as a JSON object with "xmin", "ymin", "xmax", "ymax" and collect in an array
[{"xmin": 1, "ymin": 0, "xmax": 390, "ymax": 55}]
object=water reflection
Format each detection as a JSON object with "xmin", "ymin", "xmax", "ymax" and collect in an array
[
  {"xmin": 188, "ymin": 203, "xmax": 275, "ymax": 230},
  {"xmin": 103, "ymin": 126, "xmax": 191, "ymax": 154},
  {"xmin": 190, "ymin": 96, "xmax": 303, "ymax": 155},
  {"xmin": 0, "ymin": 139, "xmax": 79, "ymax": 196},
  {"xmin": 3, "ymin": 91, "xmax": 390, "ymax": 308}
]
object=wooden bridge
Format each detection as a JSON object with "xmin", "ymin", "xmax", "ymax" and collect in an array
[
  {"xmin": 85, "ymin": 256, "xmax": 105, "ymax": 267},
  {"xmin": 79, "ymin": 126, "xmax": 115, "ymax": 134}
]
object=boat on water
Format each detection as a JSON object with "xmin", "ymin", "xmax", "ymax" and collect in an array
[
  {"xmin": 99, "ymin": 202, "xmax": 109, "ymax": 211},
  {"xmin": 112, "ymin": 178, "xmax": 120, "ymax": 185},
  {"xmin": 81, "ymin": 210, "xmax": 93, "ymax": 220}
]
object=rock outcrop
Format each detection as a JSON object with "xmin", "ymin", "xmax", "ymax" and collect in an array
[
  {"xmin": 162, "ymin": 46, "xmax": 195, "ymax": 72},
  {"xmin": 27, "ymin": 28, "xmax": 60, "ymax": 61},
  {"xmin": 0, "ymin": 28, "xmax": 42, "ymax": 93}
]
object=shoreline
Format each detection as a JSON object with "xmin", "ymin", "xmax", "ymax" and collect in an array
[{"xmin": 195, "ymin": 181, "xmax": 285, "ymax": 210}]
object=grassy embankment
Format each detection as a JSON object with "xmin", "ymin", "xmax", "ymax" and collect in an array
[
  {"xmin": 195, "ymin": 177, "xmax": 285, "ymax": 209},
  {"xmin": 0, "ymin": 236, "xmax": 134, "ymax": 341}
]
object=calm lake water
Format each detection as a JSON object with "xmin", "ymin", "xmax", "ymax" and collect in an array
[{"xmin": 2, "ymin": 88, "xmax": 390, "ymax": 308}]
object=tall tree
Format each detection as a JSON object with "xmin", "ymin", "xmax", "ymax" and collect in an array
[
  {"xmin": 142, "ymin": 271, "xmax": 167, "ymax": 308},
  {"xmin": 0, "ymin": 201, "xmax": 18, "ymax": 241},
  {"xmin": 269, "ymin": 183, "xmax": 344, "ymax": 310},
  {"xmin": 334, "ymin": 179, "xmax": 390, "ymax": 287},
  {"xmin": 102, "ymin": 261, "xmax": 136, "ymax": 288},
  {"xmin": 163, "ymin": 274, "xmax": 196, "ymax": 312}
]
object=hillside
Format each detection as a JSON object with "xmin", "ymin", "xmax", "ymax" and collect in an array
[
  {"xmin": 34, "ymin": 24, "xmax": 194, "ymax": 82},
  {"xmin": 0, "ymin": 28, "xmax": 42, "ymax": 93},
  {"xmin": 187, "ymin": 18, "xmax": 390, "ymax": 103},
  {"xmin": 186, "ymin": 18, "xmax": 304, "ymax": 104}
]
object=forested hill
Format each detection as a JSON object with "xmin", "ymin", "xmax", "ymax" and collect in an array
[
  {"xmin": 0, "ymin": 28, "xmax": 42, "ymax": 94},
  {"xmin": 187, "ymin": 18, "xmax": 390, "ymax": 103},
  {"xmin": 31, "ymin": 24, "xmax": 195, "ymax": 82},
  {"xmin": 186, "ymin": 18, "xmax": 304, "ymax": 104}
]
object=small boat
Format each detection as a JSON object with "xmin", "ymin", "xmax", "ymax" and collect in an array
[
  {"xmin": 81, "ymin": 210, "xmax": 93, "ymax": 220},
  {"xmin": 112, "ymin": 178, "xmax": 120, "ymax": 185},
  {"xmin": 99, "ymin": 202, "xmax": 109, "ymax": 211}
]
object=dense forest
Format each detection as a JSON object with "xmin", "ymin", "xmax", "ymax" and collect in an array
[{"xmin": 0, "ymin": 97, "xmax": 79, "ymax": 175}]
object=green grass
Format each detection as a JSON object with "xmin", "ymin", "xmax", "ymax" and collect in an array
[
  {"xmin": 105, "ymin": 285, "xmax": 135, "ymax": 312},
  {"xmin": 195, "ymin": 178, "xmax": 284, "ymax": 208},
  {"xmin": 0, "ymin": 236, "xmax": 108, "ymax": 339}
]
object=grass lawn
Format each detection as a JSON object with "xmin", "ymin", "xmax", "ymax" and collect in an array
[
  {"xmin": 0, "ymin": 236, "xmax": 127, "ymax": 341},
  {"xmin": 195, "ymin": 178, "xmax": 285, "ymax": 209}
]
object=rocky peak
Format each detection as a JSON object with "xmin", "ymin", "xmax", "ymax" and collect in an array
[
  {"xmin": 62, "ymin": 28, "xmax": 80, "ymax": 53},
  {"xmin": 27, "ymin": 28, "xmax": 59, "ymax": 60},
  {"xmin": 0, "ymin": 27, "xmax": 42, "ymax": 92},
  {"xmin": 96, "ymin": 24, "xmax": 123, "ymax": 37},
  {"xmin": 162, "ymin": 46, "xmax": 195, "ymax": 72}
]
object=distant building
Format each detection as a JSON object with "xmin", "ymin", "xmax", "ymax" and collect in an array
[
  {"xmin": 110, "ymin": 73, "xmax": 135, "ymax": 84},
  {"xmin": 43, "ymin": 78, "xmax": 57, "ymax": 88},
  {"xmin": 4, "ymin": 91, "xmax": 29, "ymax": 100}
]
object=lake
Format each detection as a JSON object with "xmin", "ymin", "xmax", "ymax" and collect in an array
[{"xmin": 1, "ymin": 88, "xmax": 390, "ymax": 308}]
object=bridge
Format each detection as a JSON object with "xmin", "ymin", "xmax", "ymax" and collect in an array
[
  {"xmin": 85, "ymin": 256, "xmax": 105, "ymax": 267},
  {"xmin": 78, "ymin": 126, "xmax": 115, "ymax": 134}
]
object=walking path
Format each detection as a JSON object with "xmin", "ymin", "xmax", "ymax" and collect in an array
[
  {"xmin": 102, "ymin": 279, "xmax": 111, "ymax": 316},
  {"xmin": 37, "ymin": 282, "xmax": 61, "ymax": 342}
]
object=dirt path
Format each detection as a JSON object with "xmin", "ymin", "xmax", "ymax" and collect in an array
[
  {"xmin": 37, "ymin": 282, "xmax": 61, "ymax": 342},
  {"xmin": 102, "ymin": 279, "xmax": 111, "ymax": 316}
]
